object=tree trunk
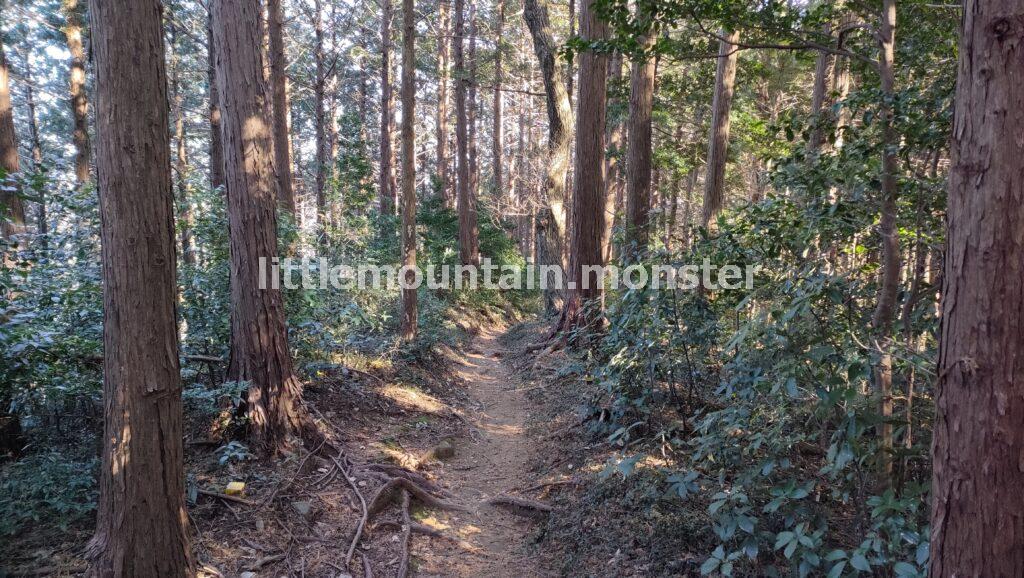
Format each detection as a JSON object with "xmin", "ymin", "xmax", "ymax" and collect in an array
[
  {"xmin": 85, "ymin": 0, "xmax": 192, "ymax": 573},
  {"xmin": 399, "ymin": 0, "xmax": 418, "ymax": 339},
  {"xmin": 603, "ymin": 52, "xmax": 624, "ymax": 263},
  {"xmin": 807, "ymin": 22, "xmax": 834, "ymax": 155},
  {"xmin": 379, "ymin": 0, "xmax": 397, "ymax": 215},
  {"xmin": 207, "ymin": 8, "xmax": 225, "ymax": 192},
  {"xmin": 213, "ymin": 0, "xmax": 313, "ymax": 454},
  {"xmin": 871, "ymin": 0, "xmax": 899, "ymax": 486},
  {"xmin": 523, "ymin": 0, "xmax": 573, "ymax": 311},
  {"xmin": 467, "ymin": 0, "xmax": 479, "ymax": 196},
  {"xmin": 700, "ymin": 30, "xmax": 739, "ymax": 227},
  {"xmin": 492, "ymin": 0, "xmax": 505, "ymax": 195},
  {"xmin": 624, "ymin": 32, "xmax": 656, "ymax": 257},
  {"xmin": 0, "ymin": 41, "xmax": 25, "ymax": 239},
  {"xmin": 930, "ymin": 0, "xmax": 1024, "ymax": 573},
  {"xmin": 436, "ymin": 0, "xmax": 452, "ymax": 206},
  {"xmin": 559, "ymin": 0, "xmax": 608, "ymax": 332},
  {"xmin": 22, "ymin": 53, "xmax": 45, "ymax": 236},
  {"xmin": 314, "ymin": 0, "xmax": 329, "ymax": 235},
  {"xmin": 170, "ymin": 23, "xmax": 195, "ymax": 266},
  {"xmin": 63, "ymin": 0, "xmax": 91, "ymax": 185},
  {"xmin": 268, "ymin": 0, "xmax": 296, "ymax": 214},
  {"xmin": 455, "ymin": 0, "xmax": 479, "ymax": 264}
]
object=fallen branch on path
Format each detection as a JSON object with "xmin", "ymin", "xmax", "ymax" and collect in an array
[
  {"xmin": 486, "ymin": 494, "xmax": 554, "ymax": 515},
  {"xmin": 196, "ymin": 488, "xmax": 255, "ymax": 506}
]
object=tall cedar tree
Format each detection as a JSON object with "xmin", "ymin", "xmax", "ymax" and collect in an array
[
  {"xmin": 624, "ymin": 29, "xmax": 656, "ymax": 257},
  {"xmin": 559, "ymin": 0, "xmax": 609, "ymax": 332},
  {"xmin": 929, "ymin": 0, "xmax": 1024, "ymax": 573},
  {"xmin": 62, "ymin": 0, "xmax": 91, "ymax": 184},
  {"xmin": 207, "ymin": 7, "xmax": 225, "ymax": 191},
  {"xmin": 455, "ymin": 0, "xmax": 480, "ymax": 264},
  {"xmin": 268, "ymin": 0, "xmax": 296, "ymax": 214},
  {"xmin": 380, "ymin": 0, "xmax": 398, "ymax": 215},
  {"xmin": 436, "ymin": 0, "xmax": 452, "ymax": 206},
  {"xmin": 399, "ymin": 0, "xmax": 417, "ymax": 339},
  {"xmin": 85, "ymin": 0, "xmax": 192, "ymax": 573},
  {"xmin": 213, "ymin": 0, "xmax": 313, "ymax": 453},
  {"xmin": 0, "ymin": 40, "xmax": 26, "ymax": 238}
]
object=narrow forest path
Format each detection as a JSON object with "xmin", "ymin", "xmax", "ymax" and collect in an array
[{"xmin": 412, "ymin": 327, "xmax": 548, "ymax": 577}]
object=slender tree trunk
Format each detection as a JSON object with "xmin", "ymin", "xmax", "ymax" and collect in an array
[
  {"xmin": 603, "ymin": 52, "xmax": 624, "ymax": 263},
  {"xmin": 213, "ymin": 0, "xmax": 313, "ymax": 454},
  {"xmin": 523, "ymin": 0, "xmax": 572, "ymax": 311},
  {"xmin": 207, "ymin": 8, "xmax": 225, "ymax": 192},
  {"xmin": 624, "ymin": 31, "xmax": 656, "ymax": 257},
  {"xmin": 455, "ymin": 0, "xmax": 479, "ymax": 264},
  {"xmin": 85, "ymin": 1, "xmax": 191, "ymax": 573},
  {"xmin": 313, "ymin": 0, "xmax": 329, "ymax": 236},
  {"xmin": 467, "ymin": 0, "xmax": 479, "ymax": 196},
  {"xmin": 559, "ymin": 0, "xmax": 608, "ymax": 332},
  {"xmin": 170, "ymin": 23, "xmax": 195, "ymax": 266},
  {"xmin": 492, "ymin": 0, "xmax": 505, "ymax": 195},
  {"xmin": 63, "ymin": 0, "xmax": 91, "ymax": 185},
  {"xmin": 871, "ymin": 0, "xmax": 899, "ymax": 486},
  {"xmin": 930, "ymin": 0, "xmax": 1024, "ymax": 573},
  {"xmin": 0, "ymin": 41, "xmax": 25, "ymax": 239},
  {"xmin": 22, "ymin": 54, "xmax": 45, "ymax": 236},
  {"xmin": 268, "ymin": 0, "xmax": 296, "ymax": 214},
  {"xmin": 399, "ymin": 0, "xmax": 418, "ymax": 339},
  {"xmin": 380, "ymin": 0, "xmax": 397, "ymax": 215},
  {"xmin": 436, "ymin": 0, "xmax": 452, "ymax": 206},
  {"xmin": 700, "ymin": 30, "xmax": 740, "ymax": 227}
]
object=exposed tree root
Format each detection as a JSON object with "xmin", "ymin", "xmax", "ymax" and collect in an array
[
  {"xmin": 364, "ymin": 463, "xmax": 453, "ymax": 497},
  {"xmin": 368, "ymin": 477, "xmax": 468, "ymax": 518},
  {"xmin": 334, "ymin": 456, "xmax": 369, "ymax": 567},
  {"xmin": 397, "ymin": 490, "xmax": 412, "ymax": 578},
  {"xmin": 360, "ymin": 552, "xmax": 374, "ymax": 578},
  {"xmin": 486, "ymin": 494, "xmax": 554, "ymax": 515}
]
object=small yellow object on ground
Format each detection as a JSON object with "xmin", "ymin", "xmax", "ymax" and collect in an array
[{"xmin": 224, "ymin": 481, "xmax": 245, "ymax": 496}]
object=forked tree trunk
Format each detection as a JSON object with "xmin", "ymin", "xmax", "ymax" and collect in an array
[
  {"xmin": 436, "ymin": 0, "xmax": 452, "ymax": 206},
  {"xmin": 214, "ymin": 0, "xmax": 313, "ymax": 454},
  {"xmin": 523, "ymin": 0, "xmax": 572, "ymax": 311},
  {"xmin": 930, "ymin": 0, "xmax": 1024, "ymax": 574},
  {"xmin": 624, "ymin": 31, "xmax": 656, "ymax": 257},
  {"xmin": 700, "ymin": 30, "xmax": 740, "ymax": 227},
  {"xmin": 207, "ymin": 8, "xmax": 225, "ymax": 191},
  {"xmin": 85, "ymin": 0, "xmax": 191, "ymax": 573},
  {"xmin": 455, "ymin": 0, "xmax": 479, "ymax": 264},
  {"xmin": 399, "ymin": 0, "xmax": 418, "ymax": 339},
  {"xmin": 492, "ymin": 0, "xmax": 505, "ymax": 195},
  {"xmin": 63, "ymin": 0, "xmax": 91, "ymax": 185},
  {"xmin": 0, "ymin": 41, "xmax": 26, "ymax": 239},
  {"xmin": 559, "ymin": 0, "xmax": 609, "ymax": 332},
  {"xmin": 268, "ymin": 0, "xmax": 296, "ymax": 214}
]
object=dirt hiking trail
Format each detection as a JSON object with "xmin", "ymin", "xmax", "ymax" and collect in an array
[{"xmin": 413, "ymin": 327, "xmax": 548, "ymax": 577}]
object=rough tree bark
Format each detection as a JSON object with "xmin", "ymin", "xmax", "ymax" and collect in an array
[
  {"xmin": 700, "ymin": 30, "xmax": 739, "ymax": 227},
  {"xmin": 523, "ymin": 0, "xmax": 573, "ymax": 312},
  {"xmin": 268, "ymin": 0, "xmax": 296, "ymax": 214},
  {"xmin": 213, "ymin": 0, "xmax": 313, "ymax": 454},
  {"xmin": 455, "ymin": 0, "xmax": 479, "ymax": 264},
  {"xmin": 22, "ymin": 53, "xmax": 45, "ymax": 236},
  {"xmin": 436, "ymin": 0, "xmax": 452, "ymax": 206},
  {"xmin": 929, "ymin": 0, "xmax": 1024, "ymax": 574},
  {"xmin": 63, "ymin": 0, "xmax": 91, "ymax": 185},
  {"xmin": 0, "ymin": 40, "xmax": 25, "ymax": 239},
  {"xmin": 559, "ymin": 0, "xmax": 609, "ymax": 332},
  {"xmin": 85, "ymin": 0, "xmax": 192, "ymax": 573},
  {"xmin": 207, "ymin": 7, "xmax": 225, "ymax": 191},
  {"xmin": 624, "ymin": 31, "xmax": 656, "ymax": 257},
  {"xmin": 399, "ymin": 0, "xmax": 418, "ymax": 339},
  {"xmin": 492, "ymin": 0, "xmax": 505, "ymax": 195},
  {"xmin": 806, "ymin": 22, "xmax": 834, "ymax": 154}
]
